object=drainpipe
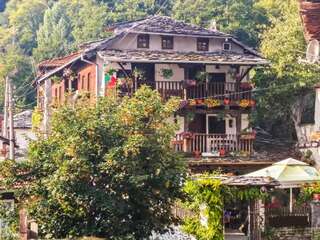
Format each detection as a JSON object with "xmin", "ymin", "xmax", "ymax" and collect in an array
[{"xmin": 80, "ymin": 54, "xmax": 99, "ymax": 98}]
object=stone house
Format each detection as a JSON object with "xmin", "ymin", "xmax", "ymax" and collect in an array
[{"xmin": 35, "ymin": 16, "xmax": 269, "ymax": 173}]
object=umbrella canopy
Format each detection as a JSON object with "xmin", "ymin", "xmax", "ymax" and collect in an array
[{"xmin": 245, "ymin": 158, "xmax": 320, "ymax": 187}]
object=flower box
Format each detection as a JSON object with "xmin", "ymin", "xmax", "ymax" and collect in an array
[{"xmin": 240, "ymin": 132, "xmax": 256, "ymax": 140}]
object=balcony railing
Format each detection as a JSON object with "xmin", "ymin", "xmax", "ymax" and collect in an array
[
  {"xmin": 126, "ymin": 80, "xmax": 252, "ymax": 101},
  {"xmin": 172, "ymin": 133, "xmax": 254, "ymax": 157}
]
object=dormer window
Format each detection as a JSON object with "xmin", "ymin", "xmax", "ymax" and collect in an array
[
  {"xmin": 162, "ymin": 36, "xmax": 174, "ymax": 49},
  {"xmin": 223, "ymin": 42, "xmax": 231, "ymax": 51},
  {"xmin": 197, "ymin": 38, "xmax": 209, "ymax": 51},
  {"xmin": 137, "ymin": 34, "xmax": 149, "ymax": 48}
]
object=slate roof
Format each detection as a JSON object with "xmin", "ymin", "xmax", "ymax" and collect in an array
[
  {"xmin": 38, "ymin": 52, "xmax": 82, "ymax": 68},
  {"xmin": 299, "ymin": 0, "xmax": 320, "ymax": 41},
  {"xmin": 98, "ymin": 49, "xmax": 268, "ymax": 65},
  {"xmin": 13, "ymin": 110, "xmax": 32, "ymax": 129},
  {"xmin": 109, "ymin": 15, "xmax": 230, "ymax": 37}
]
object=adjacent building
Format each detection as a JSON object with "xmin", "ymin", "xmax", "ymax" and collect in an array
[
  {"xmin": 298, "ymin": 0, "xmax": 320, "ymax": 167},
  {"xmin": 35, "ymin": 16, "xmax": 269, "ymax": 173}
]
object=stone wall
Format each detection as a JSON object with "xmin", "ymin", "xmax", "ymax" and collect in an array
[{"xmin": 263, "ymin": 227, "xmax": 312, "ymax": 240}]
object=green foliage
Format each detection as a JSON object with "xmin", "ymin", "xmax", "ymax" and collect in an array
[
  {"xmin": 253, "ymin": 0, "xmax": 320, "ymax": 140},
  {"xmin": 298, "ymin": 182, "xmax": 320, "ymax": 203},
  {"xmin": 112, "ymin": 0, "xmax": 173, "ymax": 22},
  {"xmin": 0, "ymin": 201, "xmax": 19, "ymax": 240},
  {"xmin": 182, "ymin": 177, "xmax": 224, "ymax": 240},
  {"xmin": 0, "ymin": 86, "xmax": 186, "ymax": 239},
  {"xmin": 33, "ymin": 1, "xmax": 73, "ymax": 61},
  {"xmin": 173, "ymin": 0, "xmax": 270, "ymax": 47},
  {"xmin": 182, "ymin": 175, "xmax": 268, "ymax": 240}
]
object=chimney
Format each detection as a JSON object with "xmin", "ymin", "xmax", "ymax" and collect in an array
[{"xmin": 210, "ymin": 20, "xmax": 217, "ymax": 31}]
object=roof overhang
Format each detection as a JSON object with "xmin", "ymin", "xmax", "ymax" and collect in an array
[
  {"xmin": 98, "ymin": 50, "xmax": 269, "ymax": 66},
  {"xmin": 36, "ymin": 55, "xmax": 82, "ymax": 84}
]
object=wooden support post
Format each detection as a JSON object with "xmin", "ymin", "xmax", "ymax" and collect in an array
[
  {"xmin": 3, "ymin": 76, "xmax": 8, "ymax": 139},
  {"xmin": 8, "ymin": 79, "xmax": 15, "ymax": 160},
  {"xmin": 19, "ymin": 209, "xmax": 28, "ymax": 240},
  {"xmin": 43, "ymin": 78, "xmax": 52, "ymax": 136}
]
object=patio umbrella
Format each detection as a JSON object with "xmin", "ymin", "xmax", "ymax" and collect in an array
[{"xmin": 245, "ymin": 158, "xmax": 320, "ymax": 212}]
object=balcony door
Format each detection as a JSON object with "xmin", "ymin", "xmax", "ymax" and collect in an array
[
  {"xmin": 206, "ymin": 115, "xmax": 226, "ymax": 135},
  {"xmin": 132, "ymin": 63, "xmax": 155, "ymax": 87},
  {"xmin": 208, "ymin": 73, "xmax": 226, "ymax": 98}
]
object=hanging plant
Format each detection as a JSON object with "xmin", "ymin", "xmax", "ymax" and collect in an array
[
  {"xmin": 161, "ymin": 68, "xmax": 173, "ymax": 79},
  {"xmin": 133, "ymin": 68, "xmax": 146, "ymax": 81},
  {"xmin": 205, "ymin": 98, "xmax": 221, "ymax": 108},
  {"xmin": 186, "ymin": 112, "xmax": 195, "ymax": 122},
  {"xmin": 106, "ymin": 68, "xmax": 116, "ymax": 76},
  {"xmin": 51, "ymin": 75, "xmax": 61, "ymax": 84},
  {"xmin": 195, "ymin": 71, "xmax": 208, "ymax": 83}
]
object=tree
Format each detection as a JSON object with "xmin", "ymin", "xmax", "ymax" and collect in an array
[
  {"xmin": 112, "ymin": 0, "xmax": 173, "ymax": 22},
  {"xmin": 60, "ymin": 0, "xmax": 110, "ymax": 46},
  {"xmin": 33, "ymin": 1, "xmax": 73, "ymax": 61},
  {"xmin": 172, "ymin": 0, "xmax": 269, "ymax": 47},
  {"xmin": 7, "ymin": 0, "xmax": 49, "ymax": 54},
  {"xmin": 253, "ymin": 0, "xmax": 320, "ymax": 142},
  {"xmin": 1, "ymin": 87, "xmax": 185, "ymax": 239},
  {"xmin": 0, "ymin": 45, "xmax": 35, "ymax": 110}
]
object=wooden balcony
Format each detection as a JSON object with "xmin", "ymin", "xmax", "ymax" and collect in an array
[
  {"xmin": 172, "ymin": 133, "xmax": 254, "ymax": 158},
  {"xmin": 124, "ymin": 80, "xmax": 252, "ymax": 101}
]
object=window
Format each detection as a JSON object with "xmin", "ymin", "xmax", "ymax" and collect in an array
[
  {"xmin": 82, "ymin": 75, "xmax": 85, "ymax": 90},
  {"xmin": 197, "ymin": 38, "xmax": 209, "ymax": 51},
  {"xmin": 137, "ymin": 34, "xmax": 149, "ymax": 48},
  {"xmin": 87, "ymin": 73, "xmax": 91, "ymax": 91},
  {"xmin": 161, "ymin": 36, "xmax": 173, "ymax": 49},
  {"xmin": 223, "ymin": 42, "xmax": 231, "ymax": 51}
]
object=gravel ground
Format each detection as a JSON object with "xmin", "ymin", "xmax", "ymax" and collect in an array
[{"xmin": 149, "ymin": 227, "xmax": 196, "ymax": 240}]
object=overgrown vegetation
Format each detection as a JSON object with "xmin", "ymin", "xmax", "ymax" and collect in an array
[{"xmin": 182, "ymin": 175, "xmax": 268, "ymax": 240}]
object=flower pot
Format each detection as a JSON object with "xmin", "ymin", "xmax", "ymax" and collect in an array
[
  {"xmin": 193, "ymin": 150, "xmax": 201, "ymax": 159},
  {"xmin": 219, "ymin": 149, "xmax": 226, "ymax": 157},
  {"xmin": 313, "ymin": 193, "xmax": 320, "ymax": 201},
  {"xmin": 185, "ymin": 79, "xmax": 197, "ymax": 87},
  {"xmin": 224, "ymin": 99, "xmax": 230, "ymax": 105},
  {"xmin": 196, "ymin": 99, "xmax": 204, "ymax": 105}
]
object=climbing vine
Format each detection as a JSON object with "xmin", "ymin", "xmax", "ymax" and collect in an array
[{"xmin": 181, "ymin": 175, "xmax": 268, "ymax": 240}]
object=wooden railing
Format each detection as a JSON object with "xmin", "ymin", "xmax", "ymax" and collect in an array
[
  {"xmin": 265, "ymin": 205, "xmax": 311, "ymax": 228},
  {"xmin": 172, "ymin": 133, "xmax": 254, "ymax": 156},
  {"xmin": 127, "ymin": 80, "xmax": 252, "ymax": 101}
]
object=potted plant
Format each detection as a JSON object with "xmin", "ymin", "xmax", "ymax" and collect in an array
[
  {"xmin": 239, "ymin": 99, "xmax": 250, "ymax": 108},
  {"xmin": 189, "ymin": 99, "xmax": 197, "ymax": 106},
  {"xmin": 196, "ymin": 99, "xmax": 204, "ymax": 105},
  {"xmin": 195, "ymin": 71, "xmax": 208, "ymax": 84},
  {"xmin": 219, "ymin": 149, "xmax": 226, "ymax": 157},
  {"xmin": 204, "ymin": 98, "xmax": 221, "ymax": 108},
  {"xmin": 181, "ymin": 131, "xmax": 194, "ymax": 139},
  {"xmin": 184, "ymin": 79, "xmax": 197, "ymax": 87},
  {"xmin": 224, "ymin": 98, "xmax": 230, "ymax": 105}
]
